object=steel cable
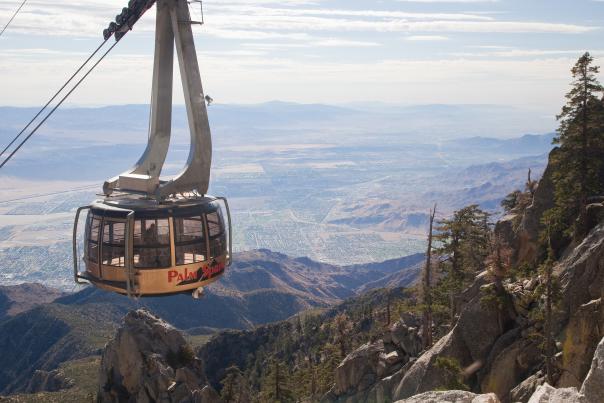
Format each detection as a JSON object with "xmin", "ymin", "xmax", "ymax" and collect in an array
[
  {"xmin": 0, "ymin": 39, "xmax": 109, "ymax": 159},
  {"xmin": 0, "ymin": 0, "xmax": 28, "ymax": 38},
  {"xmin": 0, "ymin": 40, "xmax": 121, "ymax": 169}
]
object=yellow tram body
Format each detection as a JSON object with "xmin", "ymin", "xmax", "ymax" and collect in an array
[{"xmin": 73, "ymin": 196, "xmax": 231, "ymax": 297}]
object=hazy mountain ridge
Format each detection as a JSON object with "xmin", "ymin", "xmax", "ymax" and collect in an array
[
  {"xmin": 0, "ymin": 103, "xmax": 554, "ymax": 146},
  {"xmin": 327, "ymin": 153, "xmax": 549, "ymax": 235},
  {"xmin": 0, "ymin": 283, "xmax": 66, "ymax": 321}
]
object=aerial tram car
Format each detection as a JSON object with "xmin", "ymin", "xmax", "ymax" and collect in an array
[{"xmin": 72, "ymin": 0, "xmax": 232, "ymax": 298}]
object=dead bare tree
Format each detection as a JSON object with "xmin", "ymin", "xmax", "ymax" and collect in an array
[{"xmin": 422, "ymin": 203, "xmax": 437, "ymax": 349}]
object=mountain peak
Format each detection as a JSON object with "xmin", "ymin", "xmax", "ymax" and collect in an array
[{"xmin": 98, "ymin": 309, "xmax": 220, "ymax": 403}]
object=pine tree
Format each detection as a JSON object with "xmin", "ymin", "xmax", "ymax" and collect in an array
[
  {"xmin": 485, "ymin": 233, "xmax": 513, "ymax": 293},
  {"xmin": 386, "ymin": 288, "xmax": 392, "ymax": 326},
  {"xmin": 316, "ymin": 343, "xmax": 342, "ymax": 396},
  {"xmin": 501, "ymin": 190, "xmax": 522, "ymax": 213},
  {"xmin": 435, "ymin": 205, "xmax": 490, "ymax": 280},
  {"xmin": 483, "ymin": 233, "xmax": 513, "ymax": 333},
  {"xmin": 296, "ymin": 315, "xmax": 303, "ymax": 335},
  {"xmin": 434, "ymin": 205, "xmax": 491, "ymax": 322},
  {"xmin": 549, "ymin": 52, "xmax": 604, "ymax": 240},
  {"xmin": 221, "ymin": 365, "xmax": 251, "ymax": 403},
  {"xmin": 258, "ymin": 359, "xmax": 293, "ymax": 403},
  {"xmin": 309, "ymin": 360, "xmax": 317, "ymax": 399},
  {"xmin": 333, "ymin": 313, "xmax": 353, "ymax": 358}
]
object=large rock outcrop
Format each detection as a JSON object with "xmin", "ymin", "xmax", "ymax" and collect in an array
[
  {"xmin": 392, "ymin": 276, "xmax": 515, "ymax": 400},
  {"xmin": 580, "ymin": 336, "xmax": 604, "ymax": 403},
  {"xmin": 558, "ymin": 299, "xmax": 603, "ymax": 388},
  {"xmin": 98, "ymin": 309, "xmax": 220, "ymax": 403},
  {"xmin": 509, "ymin": 372, "xmax": 545, "ymax": 403},
  {"xmin": 323, "ymin": 316, "xmax": 422, "ymax": 402},
  {"xmin": 493, "ymin": 148, "xmax": 557, "ymax": 267},
  {"xmin": 527, "ymin": 383, "xmax": 585, "ymax": 403},
  {"xmin": 514, "ymin": 149, "xmax": 557, "ymax": 265},
  {"xmin": 512, "ymin": 335, "xmax": 604, "ymax": 402},
  {"xmin": 557, "ymin": 223, "xmax": 604, "ymax": 316},
  {"xmin": 395, "ymin": 390, "xmax": 500, "ymax": 402}
]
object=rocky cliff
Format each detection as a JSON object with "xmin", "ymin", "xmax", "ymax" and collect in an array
[
  {"xmin": 98, "ymin": 309, "xmax": 221, "ymax": 403},
  {"xmin": 323, "ymin": 148, "xmax": 604, "ymax": 403}
]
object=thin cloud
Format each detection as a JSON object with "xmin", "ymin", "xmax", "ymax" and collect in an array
[
  {"xmin": 1, "ymin": 2, "xmax": 597, "ymax": 38},
  {"xmin": 451, "ymin": 48, "xmax": 604, "ymax": 58},
  {"xmin": 240, "ymin": 38, "xmax": 381, "ymax": 49},
  {"xmin": 396, "ymin": 0, "xmax": 498, "ymax": 2},
  {"xmin": 406, "ymin": 35, "xmax": 449, "ymax": 41}
]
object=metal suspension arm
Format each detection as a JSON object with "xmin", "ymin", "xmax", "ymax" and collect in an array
[{"xmin": 104, "ymin": 0, "xmax": 212, "ymax": 199}]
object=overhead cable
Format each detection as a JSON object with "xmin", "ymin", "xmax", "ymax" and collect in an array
[
  {"xmin": 0, "ymin": 39, "xmax": 109, "ymax": 159},
  {"xmin": 0, "ymin": 40, "xmax": 121, "ymax": 169},
  {"xmin": 0, "ymin": 0, "xmax": 28, "ymax": 38}
]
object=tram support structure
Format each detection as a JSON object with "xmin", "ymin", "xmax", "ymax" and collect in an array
[
  {"xmin": 104, "ymin": 0, "xmax": 212, "ymax": 199},
  {"xmin": 72, "ymin": 0, "xmax": 231, "ymax": 298}
]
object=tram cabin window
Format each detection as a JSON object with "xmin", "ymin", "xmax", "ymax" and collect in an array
[
  {"xmin": 133, "ymin": 218, "xmax": 171, "ymax": 268},
  {"xmin": 102, "ymin": 220, "xmax": 126, "ymax": 267},
  {"xmin": 86, "ymin": 215, "xmax": 102, "ymax": 263},
  {"xmin": 174, "ymin": 216, "xmax": 206, "ymax": 265},
  {"xmin": 206, "ymin": 210, "xmax": 226, "ymax": 258}
]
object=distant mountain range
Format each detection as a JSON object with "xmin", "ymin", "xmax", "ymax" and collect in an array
[
  {"xmin": 326, "ymin": 152, "xmax": 549, "ymax": 235},
  {"xmin": 0, "ymin": 102, "xmax": 554, "ymax": 148},
  {"xmin": 0, "ymin": 249, "xmax": 423, "ymax": 394},
  {"xmin": 443, "ymin": 133, "xmax": 556, "ymax": 155}
]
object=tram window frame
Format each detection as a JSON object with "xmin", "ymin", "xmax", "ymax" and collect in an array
[
  {"xmin": 206, "ymin": 210, "xmax": 226, "ymax": 258},
  {"xmin": 86, "ymin": 214, "xmax": 102, "ymax": 264},
  {"xmin": 133, "ymin": 218, "xmax": 172, "ymax": 269},
  {"xmin": 101, "ymin": 220, "xmax": 127, "ymax": 267},
  {"xmin": 173, "ymin": 215, "xmax": 207, "ymax": 265}
]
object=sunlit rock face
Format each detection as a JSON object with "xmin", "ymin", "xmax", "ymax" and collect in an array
[
  {"xmin": 98, "ymin": 309, "xmax": 220, "ymax": 403},
  {"xmin": 395, "ymin": 390, "xmax": 500, "ymax": 403}
]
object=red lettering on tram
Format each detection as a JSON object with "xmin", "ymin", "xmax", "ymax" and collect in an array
[{"xmin": 167, "ymin": 262, "xmax": 225, "ymax": 283}]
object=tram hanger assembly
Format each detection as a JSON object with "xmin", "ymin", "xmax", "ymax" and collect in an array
[{"xmin": 72, "ymin": 0, "xmax": 232, "ymax": 298}]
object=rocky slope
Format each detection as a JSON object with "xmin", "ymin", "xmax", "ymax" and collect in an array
[
  {"xmin": 322, "ymin": 148, "xmax": 604, "ymax": 403},
  {"xmin": 197, "ymin": 287, "xmax": 414, "ymax": 395},
  {"xmin": 0, "ymin": 303, "xmax": 122, "ymax": 395},
  {"xmin": 391, "ymin": 335, "xmax": 604, "ymax": 402},
  {"xmin": 0, "ymin": 249, "xmax": 422, "ymax": 396}
]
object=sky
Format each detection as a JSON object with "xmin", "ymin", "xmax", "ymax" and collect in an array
[{"xmin": 0, "ymin": 0, "xmax": 603, "ymax": 112}]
